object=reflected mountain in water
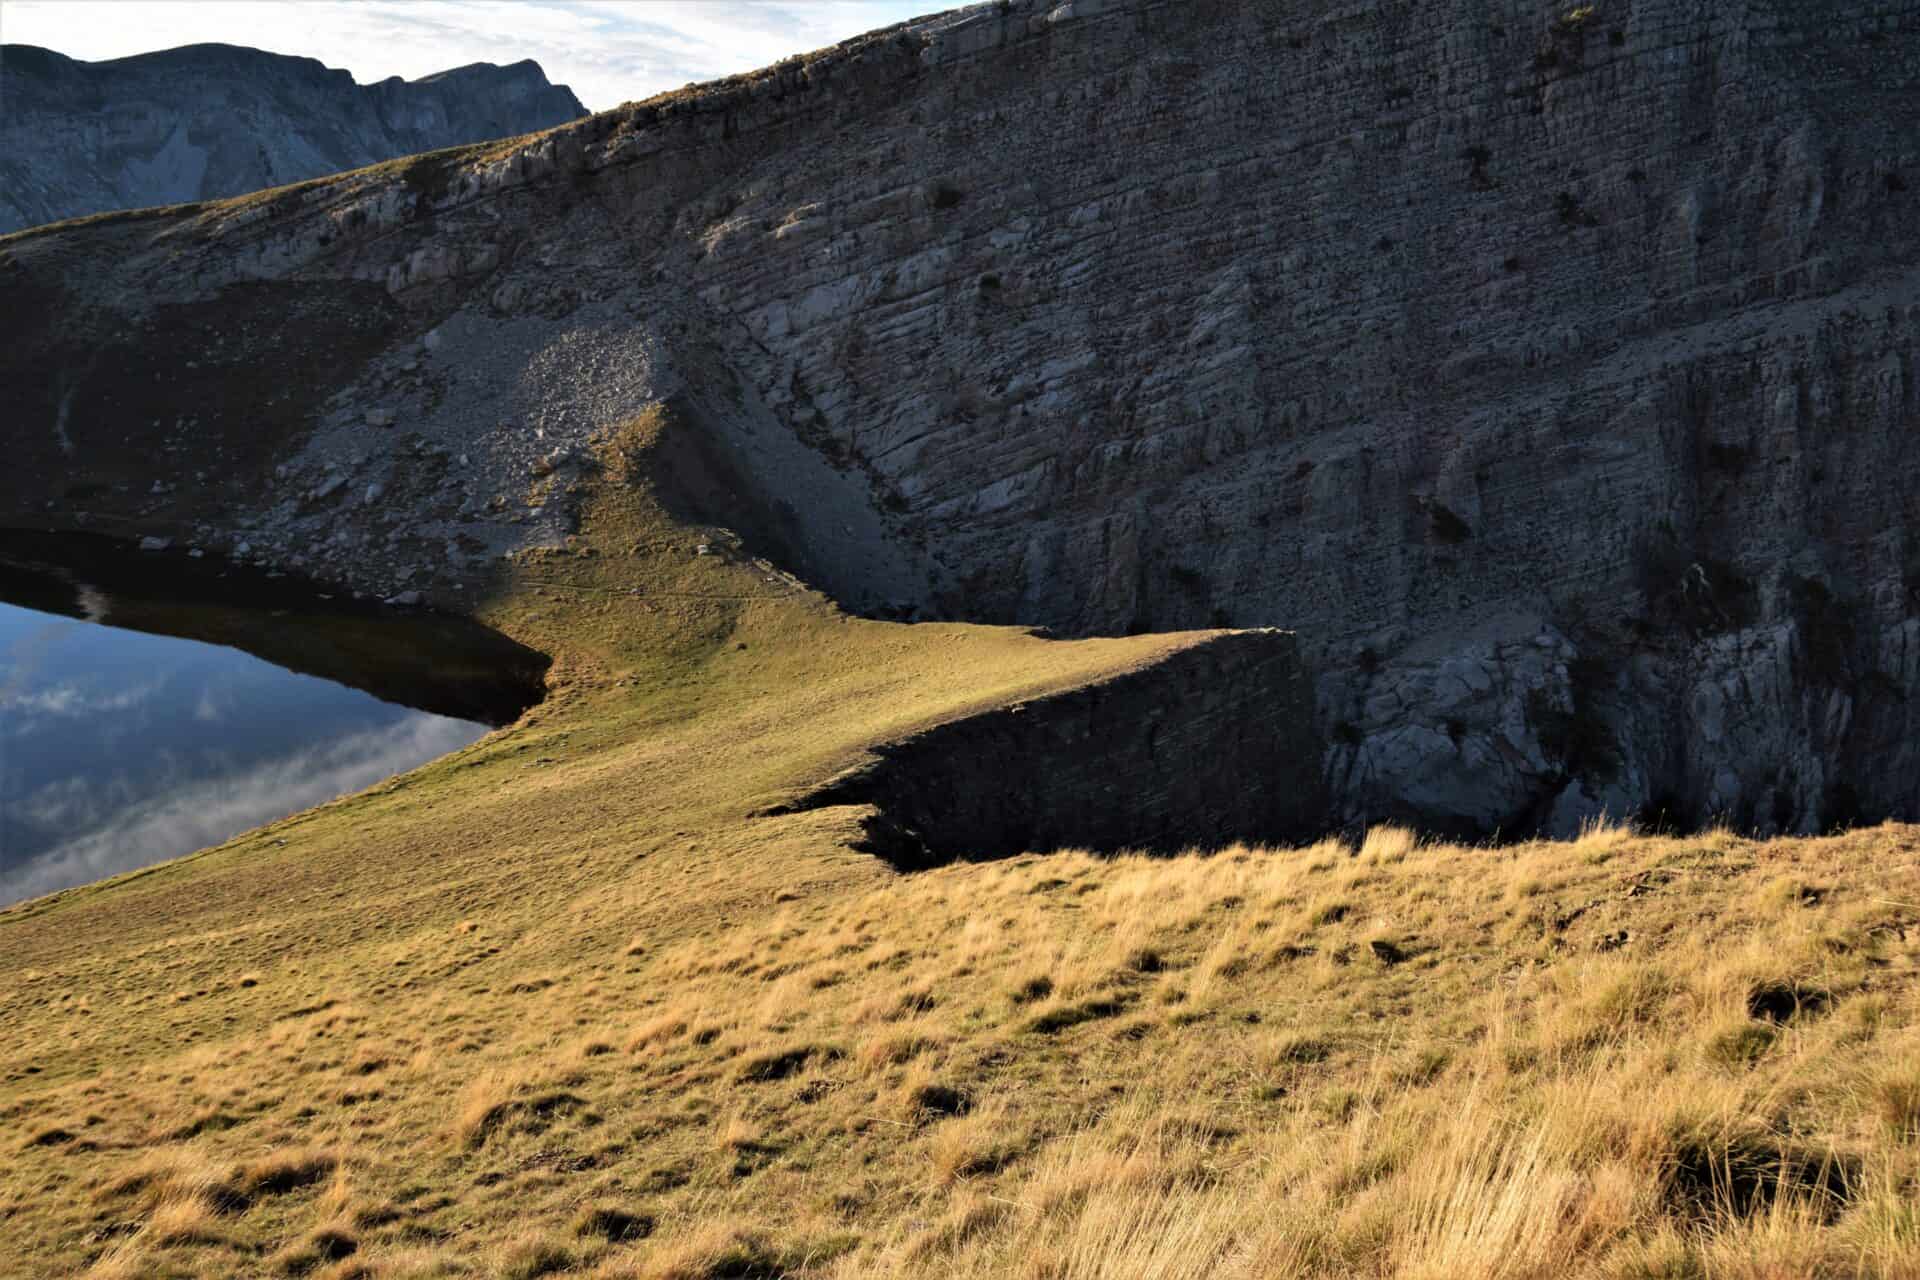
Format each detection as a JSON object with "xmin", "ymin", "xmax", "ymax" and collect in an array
[{"xmin": 0, "ymin": 531, "xmax": 547, "ymax": 905}]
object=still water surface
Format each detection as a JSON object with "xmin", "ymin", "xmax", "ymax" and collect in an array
[{"xmin": 0, "ymin": 532, "xmax": 546, "ymax": 906}]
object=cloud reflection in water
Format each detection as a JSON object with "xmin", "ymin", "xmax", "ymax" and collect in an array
[{"xmin": 0, "ymin": 600, "xmax": 485, "ymax": 905}]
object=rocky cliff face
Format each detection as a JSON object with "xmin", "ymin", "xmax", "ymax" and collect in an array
[
  {"xmin": 0, "ymin": 42, "xmax": 585, "ymax": 233},
  {"xmin": 787, "ymin": 629, "xmax": 1322, "ymax": 866},
  {"xmin": 7, "ymin": 0, "xmax": 1920, "ymax": 840}
]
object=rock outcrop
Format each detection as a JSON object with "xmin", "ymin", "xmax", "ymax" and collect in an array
[
  {"xmin": 8, "ymin": 0, "xmax": 1920, "ymax": 839},
  {"xmin": 0, "ymin": 42, "xmax": 585, "ymax": 233},
  {"xmin": 785, "ymin": 629, "xmax": 1322, "ymax": 866}
]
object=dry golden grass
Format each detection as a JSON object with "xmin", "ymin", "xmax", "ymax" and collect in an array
[
  {"xmin": 29, "ymin": 815, "xmax": 1919, "ymax": 1277},
  {"xmin": 4, "ymin": 408, "xmax": 1919, "ymax": 1275},
  {"xmin": 25, "ymin": 818, "xmax": 1920, "ymax": 1280}
]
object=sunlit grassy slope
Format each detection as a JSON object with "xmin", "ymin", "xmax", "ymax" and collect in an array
[{"xmin": 4, "ymin": 407, "xmax": 1919, "ymax": 1278}]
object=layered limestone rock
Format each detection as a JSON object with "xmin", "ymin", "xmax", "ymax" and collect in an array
[
  {"xmin": 786, "ymin": 629, "xmax": 1322, "ymax": 865},
  {"xmin": 0, "ymin": 42, "xmax": 585, "ymax": 233},
  {"xmin": 8, "ymin": 0, "xmax": 1920, "ymax": 837}
]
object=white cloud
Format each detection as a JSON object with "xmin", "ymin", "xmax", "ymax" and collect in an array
[
  {"xmin": 3, "ymin": 0, "xmax": 947, "ymax": 111},
  {"xmin": 0, "ymin": 680, "xmax": 159, "ymax": 721},
  {"xmin": 193, "ymin": 682, "xmax": 227, "ymax": 722},
  {"xmin": 0, "ymin": 712, "xmax": 482, "ymax": 905}
]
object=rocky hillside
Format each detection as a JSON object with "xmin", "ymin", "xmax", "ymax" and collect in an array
[
  {"xmin": 0, "ymin": 42, "xmax": 585, "ymax": 233},
  {"xmin": 7, "ymin": 0, "xmax": 1920, "ymax": 841}
]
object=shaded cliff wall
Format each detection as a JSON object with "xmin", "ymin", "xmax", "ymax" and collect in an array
[
  {"xmin": 7, "ymin": 0, "xmax": 1920, "ymax": 837},
  {"xmin": 0, "ymin": 42, "xmax": 585, "ymax": 233},
  {"xmin": 788, "ymin": 630, "xmax": 1324, "ymax": 866}
]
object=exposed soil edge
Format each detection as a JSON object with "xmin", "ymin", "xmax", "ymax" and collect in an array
[{"xmin": 774, "ymin": 629, "xmax": 1326, "ymax": 868}]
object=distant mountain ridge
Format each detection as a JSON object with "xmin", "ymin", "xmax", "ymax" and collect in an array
[{"xmin": 0, "ymin": 42, "xmax": 586, "ymax": 233}]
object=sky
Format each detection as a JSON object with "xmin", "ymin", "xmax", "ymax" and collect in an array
[{"xmin": 2, "ymin": 0, "xmax": 946, "ymax": 112}]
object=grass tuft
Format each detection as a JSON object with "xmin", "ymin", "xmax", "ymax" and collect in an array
[
  {"xmin": 573, "ymin": 1204, "xmax": 655, "ymax": 1243},
  {"xmin": 493, "ymin": 1234, "xmax": 575, "ymax": 1279},
  {"xmin": 1871, "ymin": 1068, "xmax": 1920, "ymax": 1140}
]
